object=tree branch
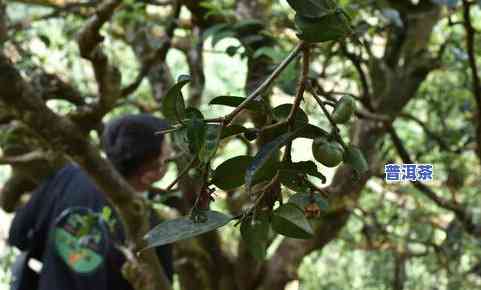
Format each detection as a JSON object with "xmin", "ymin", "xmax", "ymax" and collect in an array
[
  {"xmin": 31, "ymin": 70, "xmax": 86, "ymax": 105},
  {"xmin": 0, "ymin": 54, "xmax": 172, "ymax": 290},
  {"xmin": 462, "ymin": 0, "xmax": 481, "ymax": 162},
  {"xmin": 341, "ymin": 44, "xmax": 372, "ymax": 109},
  {"xmin": 185, "ymin": 26, "xmax": 206, "ymax": 108},
  {"xmin": 0, "ymin": 0, "xmax": 7, "ymax": 46},
  {"xmin": 0, "ymin": 149, "xmax": 47, "ymax": 165},
  {"xmin": 286, "ymin": 44, "xmax": 309, "ymax": 127},
  {"xmin": 224, "ymin": 42, "xmax": 304, "ymax": 125},
  {"xmin": 386, "ymin": 123, "xmax": 466, "ymax": 216},
  {"xmin": 73, "ymin": 0, "xmax": 122, "ymax": 127},
  {"xmin": 165, "ymin": 157, "xmax": 197, "ymax": 191},
  {"xmin": 121, "ymin": 1, "xmax": 181, "ymax": 97},
  {"xmin": 399, "ymin": 113, "xmax": 454, "ymax": 152}
]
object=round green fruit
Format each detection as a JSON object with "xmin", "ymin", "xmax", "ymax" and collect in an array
[
  {"xmin": 343, "ymin": 145, "xmax": 368, "ymax": 174},
  {"xmin": 332, "ymin": 96, "xmax": 356, "ymax": 124},
  {"xmin": 312, "ymin": 139, "xmax": 343, "ymax": 167}
]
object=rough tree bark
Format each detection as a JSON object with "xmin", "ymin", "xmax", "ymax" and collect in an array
[
  {"xmin": 462, "ymin": 0, "xmax": 481, "ymax": 163},
  {"xmin": 0, "ymin": 53, "xmax": 172, "ymax": 290},
  {"xmin": 1, "ymin": 0, "xmax": 172, "ymax": 289}
]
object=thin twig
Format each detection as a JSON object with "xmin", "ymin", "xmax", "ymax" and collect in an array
[
  {"xmin": 204, "ymin": 117, "xmax": 225, "ymax": 123},
  {"xmin": 224, "ymin": 42, "xmax": 305, "ymax": 125},
  {"xmin": 165, "ymin": 157, "xmax": 197, "ymax": 191},
  {"xmin": 386, "ymin": 123, "xmax": 464, "ymax": 216},
  {"xmin": 462, "ymin": 0, "xmax": 481, "ymax": 161},
  {"xmin": 139, "ymin": 0, "xmax": 174, "ymax": 6},
  {"xmin": 312, "ymin": 92, "xmax": 338, "ymax": 132},
  {"xmin": 0, "ymin": 150, "xmax": 46, "ymax": 165},
  {"xmin": 234, "ymin": 174, "xmax": 279, "ymax": 226},
  {"xmin": 283, "ymin": 43, "xmax": 310, "ymax": 163},
  {"xmin": 155, "ymin": 126, "xmax": 181, "ymax": 135},
  {"xmin": 341, "ymin": 44, "xmax": 372, "ymax": 109},
  {"xmin": 191, "ymin": 163, "xmax": 210, "ymax": 210},
  {"xmin": 399, "ymin": 113, "xmax": 452, "ymax": 152},
  {"xmin": 311, "ymin": 91, "xmax": 346, "ymax": 148},
  {"xmin": 286, "ymin": 43, "xmax": 309, "ymax": 125}
]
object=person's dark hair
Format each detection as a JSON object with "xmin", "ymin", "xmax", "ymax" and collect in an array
[{"xmin": 101, "ymin": 114, "xmax": 169, "ymax": 177}]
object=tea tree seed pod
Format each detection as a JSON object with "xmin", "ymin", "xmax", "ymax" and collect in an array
[
  {"xmin": 343, "ymin": 145, "xmax": 368, "ymax": 174},
  {"xmin": 332, "ymin": 96, "xmax": 356, "ymax": 124},
  {"xmin": 312, "ymin": 138, "xmax": 343, "ymax": 167}
]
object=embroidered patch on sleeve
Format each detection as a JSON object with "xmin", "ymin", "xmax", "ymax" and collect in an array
[{"xmin": 53, "ymin": 207, "xmax": 109, "ymax": 274}]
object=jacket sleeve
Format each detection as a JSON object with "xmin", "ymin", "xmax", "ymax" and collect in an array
[
  {"xmin": 8, "ymin": 166, "xmax": 73, "ymax": 251},
  {"xmin": 8, "ymin": 176, "xmax": 55, "ymax": 250}
]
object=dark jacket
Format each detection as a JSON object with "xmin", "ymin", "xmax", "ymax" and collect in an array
[{"xmin": 8, "ymin": 164, "xmax": 173, "ymax": 290}]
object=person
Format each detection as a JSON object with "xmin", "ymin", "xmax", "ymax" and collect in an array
[{"xmin": 8, "ymin": 114, "xmax": 174, "ymax": 290}]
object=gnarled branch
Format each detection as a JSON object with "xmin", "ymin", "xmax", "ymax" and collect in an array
[{"xmin": 0, "ymin": 53, "xmax": 172, "ymax": 290}]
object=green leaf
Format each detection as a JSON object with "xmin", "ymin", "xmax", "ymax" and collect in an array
[
  {"xmin": 232, "ymin": 19, "xmax": 265, "ymax": 34},
  {"xmin": 211, "ymin": 156, "xmax": 253, "ymax": 191},
  {"xmin": 209, "ymin": 96, "xmax": 266, "ymax": 113},
  {"xmin": 221, "ymin": 125, "xmax": 250, "ymax": 139},
  {"xmin": 162, "ymin": 75, "xmax": 190, "ymax": 123},
  {"xmin": 343, "ymin": 145, "xmax": 369, "ymax": 176},
  {"xmin": 296, "ymin": 124, "xmax": 329, "ymax": 139},
  {"xmin": 252, "ymin": 154, "xmax": 280, "ymax": 184},
  {"xmin": 172, "ymin": 127, "xmax": 190, "ymax": 153},
  {"xmin": 271, "ymin": 203, "xmax": 314, "ymax": 239},
  {"xmin": 190, "ymin": 208, "xmax": 209, "ymax": 223},
  {"xmin": 38, "ymin": 34, "xmax": 51, "ymax": 47},
  {"xmin": 279, "ymin": 160, "xmax": 327, "ymax": 191},
  {"xmin": 144, "ymin": 210, "xmax": 232, "ymax": 248},
  {"xmin": 245, "ymin": 131, "xmax": 296, "ymax": 192},
  {"xmin": 260, "ymin": 123, "xmax": 289, "ymax": 141},
  {"xmin": 203, "ymin": 23, "xmax": 230, "ymax": 41},
  {"xmin": 272, "ymin": 103, "xmax": 309, "ymax": 125},
  {"xmin": 226, "ymin": 45, "xmax": 240, "ymax": 57},
  {"xmin": 279, "ymin": 169, "xmax": 310, "ymax": 192},
  {"xmin": 280, "ymin": 161, "xmax": 326, "ymax": 182},
  {"xmin": 240, "ymin": 212, "xmax": 270, "ymax": 260},
  {"xmin": 211, "ymin": 155, "xmax": 278, "ymax": 190},
  {"xmin": 186, "ymin": 108, "xmax": 206, "ymax": 154},
  {"xmin": 212, "ymin": 30, "xmax": 236, "ymax": 47},
  {"xmin": 199, "ymin": 124, "xmax": 222, "ymax": 163},
  {"xmin": 263, "ymin": 122, "xmax": 328, "ymax": 142},
  {"xmin": 286, "ymin": 0, "xmax": 337, "ymax": 18},
  {"xmin": 288, "ymin": 192, "xmax": 328, "ymax": 211},
  {"xmin": 261, "ymin": 104, "xmax": 310, "ymax": 140},
  {"xmin": 240, "ymin": 35, "xmax": 265, "ymax": 47},
  {"xmin": 253, "ymin": 47, "xmax": 279, "ymax": 60},
  {"xmin": 295, "ymin": 11, "xmax": 352, "ymax": 43}
]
